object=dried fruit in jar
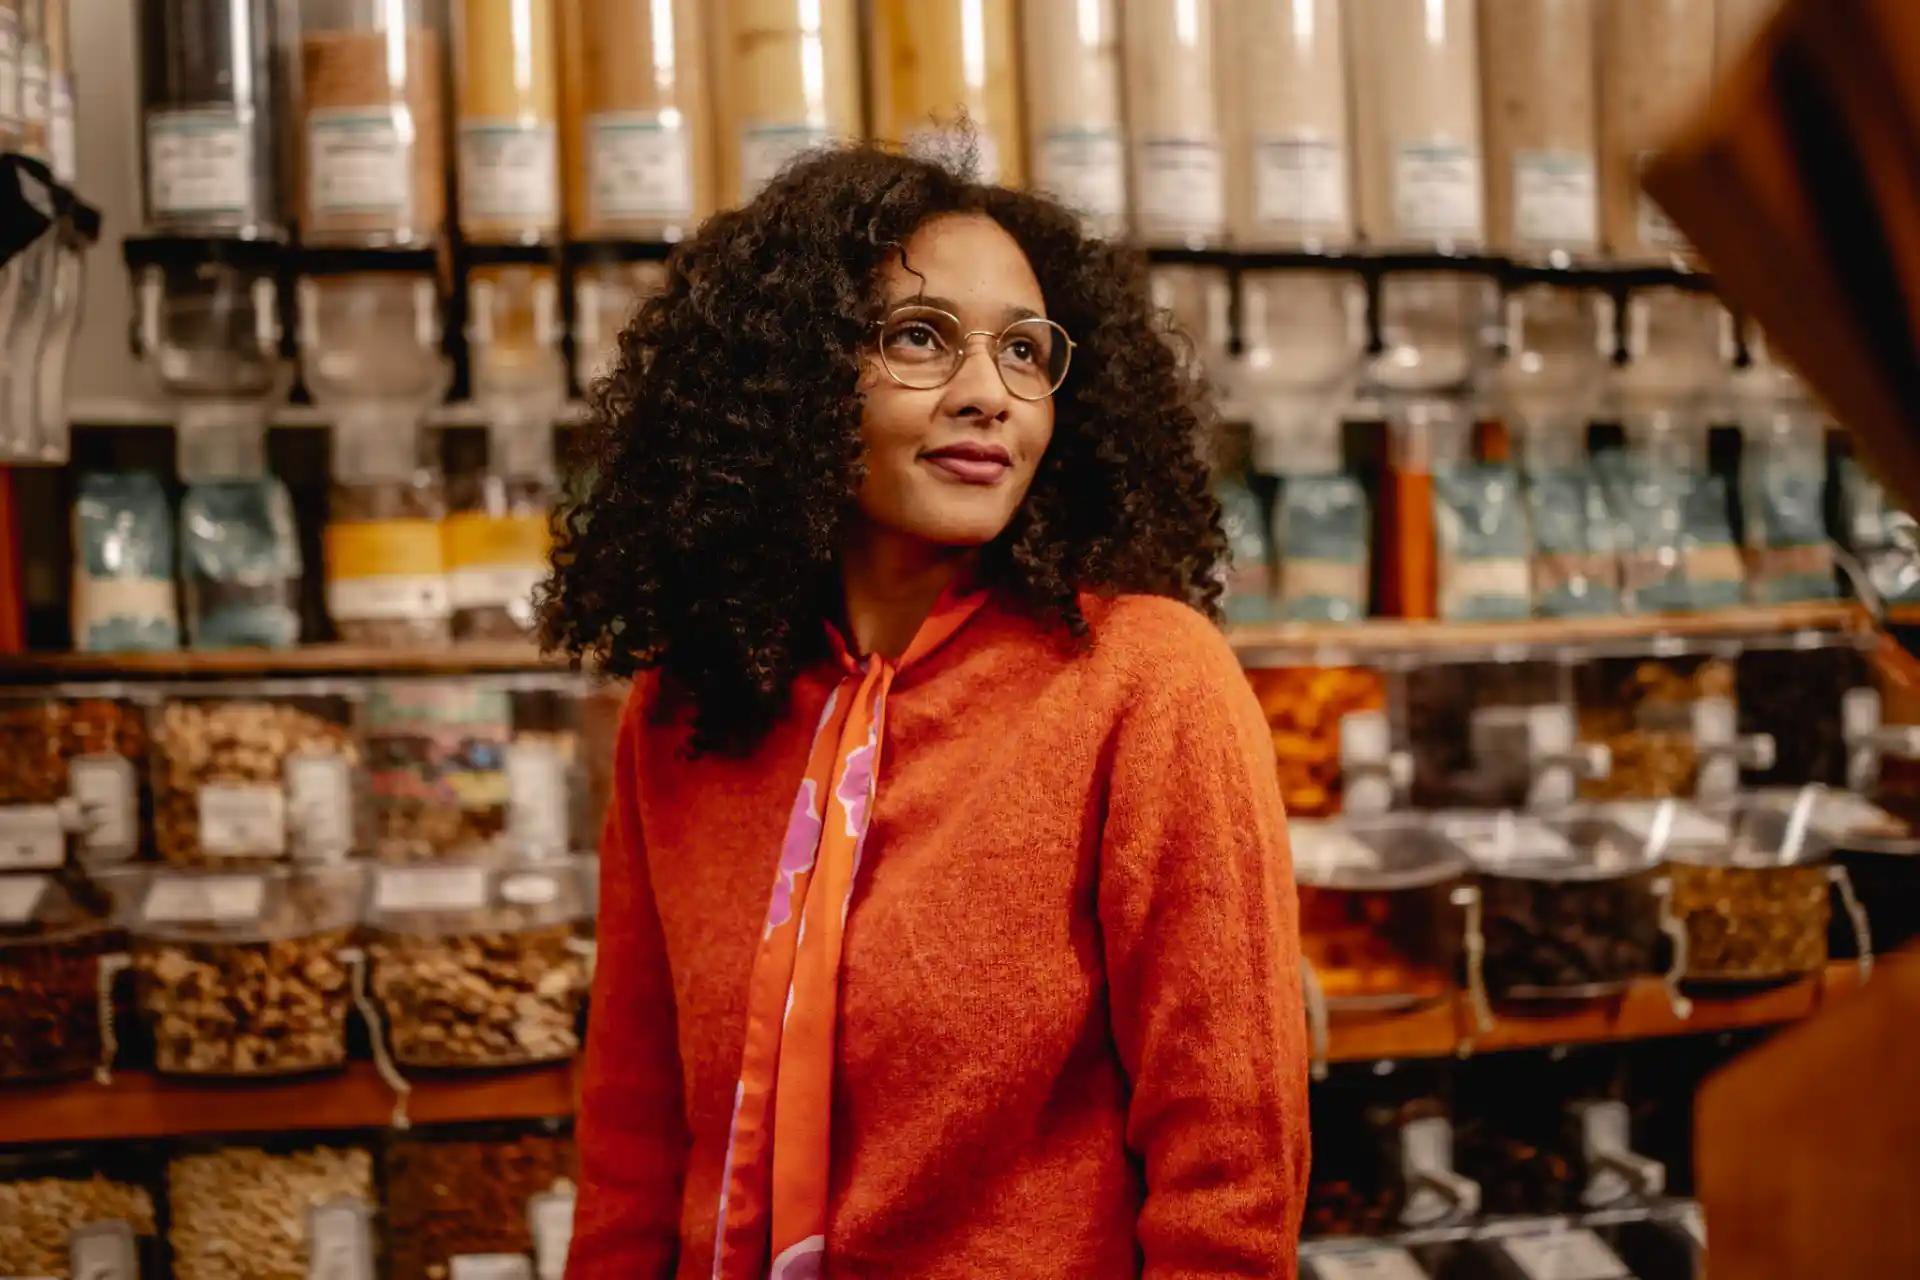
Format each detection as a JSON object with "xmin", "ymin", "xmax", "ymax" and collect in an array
[
  {"xmin": 1246, "ymin": 666, "xmax": 1385, "ymax": 817},
  {"xmin": 386, "ymin": 1131, "xmax": 576, "ymax": 1280}
]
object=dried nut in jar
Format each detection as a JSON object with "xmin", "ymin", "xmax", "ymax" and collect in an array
[
  {"xmin": 386, "ymin": 1133, "xmax": 576, "ymax": 1280},
  {"xmin": 1669, "ymin": 862, "xmax": 1830, "ymax": 979},
  {"xmin": 0, "ymin": 697, "xmax": 148, "ymax": 858},
  {"xmin": 372, "ymin": 922, "xmax": 586, "ymax": 1067},
  {"xmin": 168, "ymin": 1146, "xmax": 374, "ymax": 1280},
  {"xmin": 153, "ymin": 699, "xmax": 358, "ymax": 865},
  {"xmin": 135, "ymin": 928, "xmax": 352, "ymax": 1075},
  {"xmin": 0, "ymin": 1176, "xmax": 158, "ymax": 1280},
  {"xmin": 1247, "ymin": 666, "xmax": 1385, "ymax": 817},
  {"xmin": 1579, "ymin": 658, "xmax": 1734, "ymax": 800},
  {"xmin": 1480, "ymin": 874, "xmax": 1661, "ymax": 999}
]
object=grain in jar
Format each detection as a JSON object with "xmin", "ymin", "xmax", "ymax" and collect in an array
[
  {"xmin": 1020, "ymin": 0, "xmax": 1124, "ymax": 236},
  {"xmin": 711, "ymin": 0, "xmax": 861, "ymax": 206},
  {"xmin": 0, "ymin": 1154, "xmax": 158, "ymax": 1280},
  {"xmin": 1350, "ymin": 0, "xmax": 1486, "ymax": 251},
  {"xmin": 1228, "ymin": 0, "xmax": 1354, "ymax": 251},
  {"xmin": 1123, "ymin": 0, "xmax": 1226, "ymax": 247},
  {"xmin": 1598, "ymin": 0, "xmax": 1715, "ymax": 263},
  {"xmin": 1479, "ymin": 0, "xmax": 1600, "ymax": 260},
  {"xmin": 455, "ymin": 0, "xmax": 562, "ymax": 244},
  {"xmin": 560, "ymin": 0, "xmax": 713, "ymax": 241},
  {"xmin": 868, "ymin": 0, "xmax": 1022, "ymax": 186},
  {"xmin": 298, "ymin": 0, "xmax": 446, "ymax": 246}
]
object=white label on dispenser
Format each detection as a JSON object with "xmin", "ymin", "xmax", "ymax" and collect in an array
[
  {"xmin": 905, "ymin": 127, "xmax": 998, "ymax": 183},
  {"xmin": 528, "ymin": 1189, "xmax": 577, "ymax": 1280},
  {"xmin": 307, "ymin": 1200, "xmax": 375, "ymax": 1280},
  {"xmin": 147, "ymin": 108, "xmax": 253, "ymax": 219},
  {"xmin": 1036, "ymin": 127, "xmax": 1126, "ymax": 227},
  {"xmin": 0, "ymin": 16, "xmax": 17, "ymax": 125},
  {"xmin": 375, "ymin": 866, "xmax": 489, "ymax": 914},
  {"xmin": 69, "ymin": 1220, "xmax": 139, "ymax": 1280},
  {"xmin": 286, "ymin": 753, "xmax": 352, "ymax": 862},
  {"xmin": 0, "ymin": 805, "xmax": 64, "ymax": 869},
  {"xmin": 50, "ymin": 77, "xmax": 76, "ymax": 184},
  {"xmin": 1635, "ymin": 151, "xmax": 1689, "ymax": 250},
  {"xmin": 144, "ymin": 874, "xmax": 268, "ymax": 924},
  {"xmin": 0, "ymin": 874, "xmax": 49, "ymax": 925},
  {"xmin": 198, "ymin": 783, "xmax": 287, "ymax": 858},
  {"xmin": 506, "ymin": 741, "xmax": 569, "ymax": 854},
  {"xmin": 1253, "ymin": 134, "xmax": 1349, "ymax": 230},
  {"xmin": 69, "ymin": 754, "xmax": 137, "ymax": 860},
  {"xmin": 19, "ymin": 44, "xmax": 46, "ymax": 127},
  {"xmin": 1680, "ymin": 1202, "xmax": 1707, "ymax": 1247},
  {"xmin": 740, "ymin": 123, "xmax": 835, "ymax": 199},
  {"xmin": 588, "ymin": 112, "xmax": 694, "ymax": 222},
  {"xmin": 1392, "ymin": 141, "xmax": 1483, "ymax": 244},
  {"xmin": 1514, "ymin": 150, "xmax": 1599, "ymax": 249},
  {"xmin": 1136, "ymin": 137, "xmax": 1225, "ymax": 236},
  {"xmin": 459, "ymin": 121, "xmax": 560, "ymax": 226},
  {"xmin": 1502, "ymin": 1230, "xmax": 1630, "ymax": 1280},
  {"xmin": 307, "ymin": 108, "xmax": 412, "ymax": 218},
  {"xmin": 450, "ymin": 1256, "xmax": 532, "ymax": 1280},
  {"xmin": 1311, "ymin": 1249, "xmax": 1429, "ymax": 1280}
]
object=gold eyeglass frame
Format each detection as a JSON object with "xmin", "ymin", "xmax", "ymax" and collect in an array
[{"xmin": 870, "ymin": 306, "xmax": 1076, "ymax": 401}]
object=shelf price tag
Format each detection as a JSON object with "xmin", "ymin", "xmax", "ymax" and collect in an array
[
  {"xmin": 1502, "ymin": 1229, "xmax": 1630, "ymax": 1280},
  {"xmin": 143, "ymin": 874, "xmax": 267, "ymax": 924},
  {"xmin": 0, "ymin": 873, "xmax": 49, "ymax": 925},
  {"xmin": 68, "ymin": 1220, "xmax": 138, "ymax": 1280},
  {"xmin": 1309, "ymin": 1246, "xmax": 1429, "ymax": 1280},
  {"xmin": 0, "ymin": 804, "xmax": 64, "ymax": 869},
  {"xmin": 450, "ymin": 1256, "xmax": 532, "ymax": 1280},
  {"xmin": 307, "ymin": 1199, "xmax": 375, "ymax": 1280},
  {"xmin": 375, "ymin": 866, "xmax": 489, "ymax": 914}
]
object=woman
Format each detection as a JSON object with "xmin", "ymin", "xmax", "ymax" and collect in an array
[{"xmin": 545, "ymin": 145, "xmax": 1308, "ymax": 1278}]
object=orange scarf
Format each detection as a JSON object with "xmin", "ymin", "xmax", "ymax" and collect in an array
[{"xmin": 712, "ymin": 586, "xmax": 988, "ymax": 1279}]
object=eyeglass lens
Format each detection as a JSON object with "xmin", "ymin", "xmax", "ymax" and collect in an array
[{"xmin": 878, "ymin": 306, "xmax": 1071, "ymax": 398}]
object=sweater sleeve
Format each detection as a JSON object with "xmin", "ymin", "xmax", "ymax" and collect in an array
[
  {"xmin": 567, "ymin": 685, "xmax": 689, "ymax": 1278},
  {"xmin": 1098, "ymin": 631, "xmax": 1311, "ymax": 1278}
]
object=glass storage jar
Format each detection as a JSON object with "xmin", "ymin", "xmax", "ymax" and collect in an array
[
  {"xmin": 1245, "ymin": 665, "xmax": 1399, "ymax": 818},
  {"xmin": 0, "ymin": 869, "xmax": 122, "ymax": 1084},
  {"xmin": 166, "ymin": 1142, "xmax": 375, "ymax": 1280},
  {"xmin": 1478, "ymin": 0, "xmax": 1599, "ymax": 262},
  {"xmin": 1295, "ymin": 818, "xmax": 1469, "ymax": 1016},
  {"xmin": 385, "ymin": 1121, "xmax": 577, "ymax": 1280},
  {"xmin": 129, "ymin": 242, "xmax": 287, "ymax": 406},
  {"xmin": 1574, "ymin": 652, "xmax": 1766, "ymax": 803},
  {"xmin": 1123, "ymin": 0, "xmax": 1226, "ymax": 248},
  {"xmin": 561, "ymin": 0, "xmax": 712, "ymax": 242},
  {"xmin": 137, "ymin": 0, "xmax": 285, "ymax": 238},
  {"xmin": 711, "ymin": 0, "xmax": 860, "ymax": 206},
  {"xmin": 1227, "ymin": 0, "xmax": 1352, "ymax": 251},
  {"xmin": 1598, "ymin": 0, "xmax": 1716, "ymax": 264},
  {"xmin": 868, "ymin": 0, "xmax": 1022, "ymax": 186},
  {"xmin": 1306, "ymin": 1065, "xmax": 1479, "ymax": 1238},
  {"xmin": 1780, "ymin": 789, "xmax": 1920, "ymax": 960},
  {"xmin": 0, "ymin": 687, "xmax": 151, "ymax": 867},
  {"xmin": 1406, "ymin": 658, "xmax": 1603, "ymax": 811},
  {"xmin": 0, "ymin": 1147, "xmax": 160, "ymax": 1280},
  {"xmin": 1450, "ymin": 812, "xmax": 1672, "ymax": 1006},
  {"xmin": 366, "ymin": 860, "xmax": 591, "ymax": 1068},
  {"xmin": 570, "ymin": 255, "xmax": 665, "ymax": 391},
  {"xmin": 71, "ymin": 471, "xmax": 181, "ymax": 654},
  {"xmin": 149, "ymin": 681, "xmax": 361, "ymax": 867},
  {"xmin": 128, "ymin": 865, "xmax": 364, "ymax": 1076},
  {"xmin": 1734, "ymin": 642, "xmax": 1864, "ymax": 790},
  {"xmin": 454, "ymin": 0, "xmax": 562, "ymax": 245},
  {"xmin": 298, "ymin": 0, "xmax": 446, "ymax": 246},
  {"xmin": 1020, "ymin": 0, "xmax": 1124, "ymax": 237}
]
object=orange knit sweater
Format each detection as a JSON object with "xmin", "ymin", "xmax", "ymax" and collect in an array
[{"xmin": 568, "ymin": 594, "xmax": 1309, "ymax": 1279}]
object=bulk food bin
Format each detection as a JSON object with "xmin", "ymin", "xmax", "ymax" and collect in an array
[
  {"xmin": 1300, "ymin": 1239, "xmax": 1435, "ymax": 1279},
  {"xmin": 1574, "ymin": 652, "xmax": 1769, "ymax": 803},
  {"xmin": 1658, "ymin": 791, "xmax": 1872, "ymax": 987},
  {"xmin": 366, "ymin": 860, "xmax": 591, "ymax": 1069},
  {"xmin": 149, "ymin": 681, "xmax": 363, "ymax": 866},
  {"xmin": 1733, "ymin": 641, "xmax": 1867, "ymax": 790},
  {"xmin": 0, "ymin": 685, "xmax": 153, "ymax": 866},
  {"xmin": 1247, "ymin": 666, "xmax": 1407, "ymax": 818},
  {"xmin": 384, "ymin": 1119, "xmax": 577, "ymax": 1280},
  {"xmin": 1305, "ymin": 1064, "xmax": 1479, "ymax": 1240},
  {"xmin": 127, "ymin": 864, "xmax": 363, "ymax": 1077},
  {"xmin": 166, "ymin": 1141, "xmax": 376, "ymax": 1280},
  {"xmin": 1743, "ymin": 787, "xmax": 1920, "ymax": 959},
  {"xmin": 0, "ymin": 868, "xmax": 123, "ymax": 1084},
  {"xmin": 1405, "ymin": 659, "xmax": 1607, "ymax": 812},
  {"xmin": 0, "ymin": 1144, "xmax": 161, "ymax": 1280},
  {"xmin": 1443, "ymin": 1217, "xmax": 1637, "ymax": 1280},
  {"xmin": 1447, "ymin": 812, "xmax": 1680, "ymax": 1011}
]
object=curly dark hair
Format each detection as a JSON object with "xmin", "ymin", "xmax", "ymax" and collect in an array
[{"xmin": 540, "ymin": 144, "xmax": 1225, "ymax": 754}]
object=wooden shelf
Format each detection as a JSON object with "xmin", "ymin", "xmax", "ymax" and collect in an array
[{"xmin": 0, "ymin": 604, "xmax": 1871, "ymax": 682}]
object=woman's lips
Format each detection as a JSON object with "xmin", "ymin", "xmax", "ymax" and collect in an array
[{"xmin": 921, "ymin": 445, "xmax": 1011, "ymax": 485}]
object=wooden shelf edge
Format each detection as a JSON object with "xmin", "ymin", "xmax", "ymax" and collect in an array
[{"xmin": 0, "ymin": 641, "xmax": 558, "ymax": 680}]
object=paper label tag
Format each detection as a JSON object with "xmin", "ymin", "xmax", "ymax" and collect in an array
[
  {"xmin": 375, "ymin": 866, "xmax": 489, "ymax": 914},
  {"xmin": 50, "ymin": 77, "xmax": 76, "ymax": 184},
  {"xmin": 307, "ymin": 108, "xmax": 413, "ymax": 218},
  {"xmin": 1136, "ymin": 137, "xmax": 1225, "ymax": 236},
  {"xmin": 0, "ymin": 804, "xmax": 65, "ymax": 870},
  {"xmin": 1253, "ymin": 134, "xmax": 1349, "ymax": 231},
  {"xmin": 286, "ymin": 753, "xmax": 353, "ymax": 861},
  {"xmin": 905, "ymin": 127, "xmax": 999, "ymax": 184},
  {"xmin": 147, "ymin": 108, "xmax": 254, "ymax": 220},
  {"xmin": 144, "ymin": 874, "xmax": 268, "ymax": 924},
  {"xmin": 69, "ymin": 1219, "xmax": 139, "ymax": 1280},
  {"xmin": 69, "ymin": 754, "xmax": 137, "ymax": 859},
  {"xmin": 198, "ymin": 783, "xmax": 287, "ymax": 858},
  {"xmin": 1310, "ymin": 1249, "xmax": 1429, "ymax": 1280},
  {"xmin": 0, "ymin": 874, "xmax": 49, "ymax": 925},
  {"xmin": 1393, "ymin": 141, "xmax": 1483, "ymax": 244},
  {"xmin": 19, "ymin": 46, "xmax": 46, "ymax": 127},
  {"xmin": 307, "ymin": 1199, "xmax": 375, "ymax": 1280},
  {"xmin": 1635, "ymin": 150, "xmax": 1688, "ymax": 250},
  {"xmin": 1692, "ymin": 697, "xmax": 1736, "ymax": 745},
  {"xmin": 740, "ymin": 123, "xmax": 833, "ymax": 200},
  {"xmin": 1514, "ymin": 149, "xmax": 1598, "ymax": 249},
  {"xmin": 527, "ymin": 1189, "xmax": 577, "ymax": 1280},
  {"xmin": 449, "ymin": 1256, "xmax": 532, "ymax": 1280},
  {"xmin": 1036, "ymin": 127, "xmax": 1126, "ymax": 228},
  {"xmin": 588, "ymin": 112, "xmax": 694, "ymax": 222},
  {"xmin": 0, "ymin": 18, "xmax": 16, "ymax": 124},
  {"xmin": 1502, "ymin": 1230, "xmax": 1630, "ymax": 1280},
  {"xmin": 459, "ymin": 121, "xmax": 559, "ymax": 227},
  {"xmin": 506, "ymin": 741, "xmax": 568, "ymax": 854}
]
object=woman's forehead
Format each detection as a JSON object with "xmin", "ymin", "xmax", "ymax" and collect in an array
[{"xmin": 880, "ymin": 213, "xmax": 1047, "ymax": 320}]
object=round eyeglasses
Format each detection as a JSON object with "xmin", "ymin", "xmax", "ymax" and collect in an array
[{"xmin": 872, "ymin": 305, "xmax": 1075, "ymax": 401}]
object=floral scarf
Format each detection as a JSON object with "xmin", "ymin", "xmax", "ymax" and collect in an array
[{"xmin": 711, "ymin": 586, "xmax": 988, "ymax": 1279}]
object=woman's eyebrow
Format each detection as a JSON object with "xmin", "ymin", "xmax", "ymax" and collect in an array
[{"xmin": 885, "ymin": 294, "xmax": 1046, "ymax": 325}]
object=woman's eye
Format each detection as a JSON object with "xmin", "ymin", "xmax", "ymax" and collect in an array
[
  {"xmin": 1004, "ymin": 338, "xmax": 1039, "ymax": 364},
  {"xmin": 893, "ymin": 322, "xmax": 942, "ymax": 348}
]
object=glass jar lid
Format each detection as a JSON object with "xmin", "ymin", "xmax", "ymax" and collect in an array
[
  {"xmin": 1675, "ymin": 792, "xmax": 1836, "ymax": 868},
  {"xmin": 127, "ymin": 865, "xmax": 365, "ymax": 943},
  {"xmin": 1445, "ymin": 811, "xmax": 1661, "ymax": 881},
  {"xmin": 1293, "ymin": 818, "xmax": 1468, "ymax": 891}
]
